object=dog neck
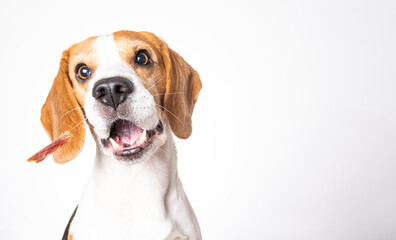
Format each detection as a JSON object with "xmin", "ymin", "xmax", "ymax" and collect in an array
[{"xmin": 72, "ymin": 132, "xmax": 179, "ymax": 238}]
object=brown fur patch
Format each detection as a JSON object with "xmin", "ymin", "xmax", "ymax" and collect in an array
[
  {"xmin": 41, "ymin": 51, "xmax": 86, "ymax": 163},
  {"xmin": 162, "ymin": 47, "xmax": 202, "ymax": 139},
  {"xmin": 67, "ymin": 36, "xmax": 99, "ymax": 107}
]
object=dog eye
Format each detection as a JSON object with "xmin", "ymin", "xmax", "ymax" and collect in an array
[
  {"xmin": 135, "ymin": 50, "xmax": 150, "ymax": 65},
  {"xmin": 76, "ymin": 64, "xmax": 91, "ymax": 81}
]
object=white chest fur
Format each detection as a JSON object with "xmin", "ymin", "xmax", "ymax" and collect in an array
[{"xmin": 70, "ymin": 136, "xmax": 201, "ymax": 240}]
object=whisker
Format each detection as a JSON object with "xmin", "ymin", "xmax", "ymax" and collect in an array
[
  {"xmin": 147, "ymin": 79, "xmax": 161, "ymax": 91},
  {"xmin": 152, "ymin": 92, "xmax": 185, "ymax": 97},
  {"xmin": 153, "ymin": 104, "xmax": 185, "ymax": 131},
  {"xmin": 65, "ymin": 116, "xmax": 90, "ymax": 133},
  {"xmin": 155, "ymin": 104, "xmax": 185, "ymax": 128},
  {"xmin": 153, "ymin": 142, "xmax": 170, "ymax": 158},
  {"xmin": 60, "ymin": 107, "xmax": 84, "ymax": 120},
  {"xmin": 152, "ymin": 107, "xmax": 163, "ymax": 119}
]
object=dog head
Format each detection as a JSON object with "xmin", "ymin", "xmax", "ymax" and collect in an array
[{"xmin": 41, "ymin": 31, "xmax": 202, "ymax": 163}]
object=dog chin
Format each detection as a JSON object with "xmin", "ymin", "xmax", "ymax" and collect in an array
[
  {"xmin": 111, "ymin": 144, "xmax": 155, "ymax": 165},
  {"xmin": 98, "ymin": 119, "xmax": 164, "ymax": 164}
]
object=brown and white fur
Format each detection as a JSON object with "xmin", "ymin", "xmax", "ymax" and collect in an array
[{"xmin": 41, "ymin": 31, "xmax": 202, "ymax": 240}]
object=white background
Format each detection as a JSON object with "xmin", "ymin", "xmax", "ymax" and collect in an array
[{"xmin": 0, "ymin": 0, "xmax": 395, "ymax": 239}]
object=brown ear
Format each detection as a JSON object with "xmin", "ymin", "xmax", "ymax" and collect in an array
[
  {"xmin": 162, "ymin": 47, "xmax": 202, "ymax": 139},
  {"xmin": 40, "ymin": 50, "xmax": 86, "ymax": 163}
]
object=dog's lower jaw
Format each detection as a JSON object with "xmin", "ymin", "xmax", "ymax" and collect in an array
[{"xmin": 69, "ymin": 131, "xmax": 202, "ymax": 240}]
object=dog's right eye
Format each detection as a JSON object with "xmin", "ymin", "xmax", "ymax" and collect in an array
[
  {"xmin": 135, "ymin": 50, "xmax": 151, "ymax": 66},
  {"xmin": 75, "ymin": 64, "xmax": 91, "ymax": 81}
]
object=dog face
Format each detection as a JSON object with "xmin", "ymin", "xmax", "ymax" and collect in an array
[{"xmin": 41, "ymin": 31, "xmax": 201, "ymax": 163}]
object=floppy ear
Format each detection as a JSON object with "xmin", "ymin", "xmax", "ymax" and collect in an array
[
  {"xmin": 40, "ymin": 50, "xmax": 86, "ymax": 163},
  {"xmin": 162, "ymin": 47, "xmax": 202, "ymax": 139}
]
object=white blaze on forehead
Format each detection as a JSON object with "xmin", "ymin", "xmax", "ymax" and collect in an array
[{"xmin": 93, "ymin": 34, "xmax": 137, "ymax": 80}]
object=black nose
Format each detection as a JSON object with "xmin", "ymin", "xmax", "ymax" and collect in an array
[{"xmin": 92, "ymin": 77, "xmax": 133, "ymax": 110}]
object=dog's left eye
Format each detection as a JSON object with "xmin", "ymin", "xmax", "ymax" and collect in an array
[
  {"xmin": 135, "ymin": 50, "xmax": 150, "ymax": 65},
  {"xmin": 76, "ymin": 64, "xmax": 91, "ymax": 81}
]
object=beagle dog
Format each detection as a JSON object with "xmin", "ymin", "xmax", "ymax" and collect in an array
[{"xmin": 41, "ymin": 31, "xmax": 202, "ymax": 239}]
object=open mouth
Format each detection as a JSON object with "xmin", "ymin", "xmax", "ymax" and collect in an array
[{"xmin": 102, "ymin": 119, "xmax": 163, "ymax": 160}]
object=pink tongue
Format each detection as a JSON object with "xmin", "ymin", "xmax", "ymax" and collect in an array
[{"xmin": 114, "ymin": 120, "xmax": 142, "ymax": 146}]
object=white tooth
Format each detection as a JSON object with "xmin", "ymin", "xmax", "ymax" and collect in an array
[
  {"xmin": 140, "ymin": 130, "xmax": 147, "ymax": 142},
  {"xmin": 109, "ymin": 138, "xmax": 118, "ymax": 149}
]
